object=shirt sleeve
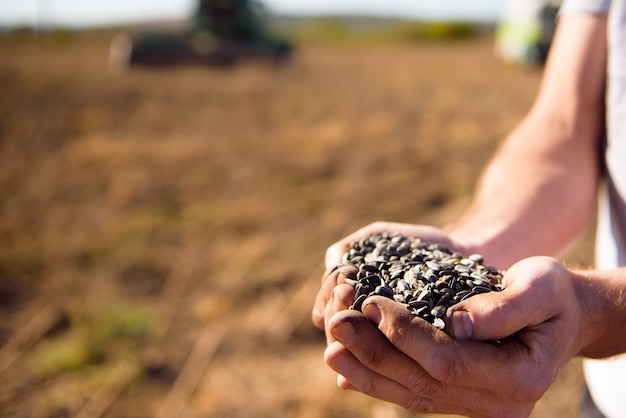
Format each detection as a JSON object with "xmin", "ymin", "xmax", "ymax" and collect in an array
[{"xmin": 559, "ymin": 0, "xmax": 611, "ymax": 15}]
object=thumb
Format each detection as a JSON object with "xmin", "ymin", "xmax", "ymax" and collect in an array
[
  {"xmin": 446, "ymin": 257, "xmax": 562, "ymax": 341},
  {"xmin": 446, "ymin": 293, "xmax": 517, "ymax": 341}
]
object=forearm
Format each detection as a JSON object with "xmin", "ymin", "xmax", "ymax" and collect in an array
[
  {"xmin": 446, "ymin": 14, "xmax": 607, "ymax": 268},
  {"xmin": 447, "ymin": 112, "xmax": 600, "ymax": 268},
  {"xmin": 574, "ymin": 267, "xmax": 626, "ymax": 358}
]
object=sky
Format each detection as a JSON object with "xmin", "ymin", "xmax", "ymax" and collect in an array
[{"xmin": 0, "ymin": 0, "xmax": 507, "ymax": 29}]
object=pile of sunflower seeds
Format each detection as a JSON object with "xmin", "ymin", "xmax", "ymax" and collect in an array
[{"xmin": 339, "ymin": 232, "xmax": 504, "ymax": 330}]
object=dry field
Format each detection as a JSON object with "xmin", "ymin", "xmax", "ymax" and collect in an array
[{"xmin": 0, "ymin": 28, "xmax": 592, "ymax": 417}]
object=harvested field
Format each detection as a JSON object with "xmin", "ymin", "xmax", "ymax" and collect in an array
[{"xmin": 0, "ymin": 28, "xmax": 592, "ymax": 417}]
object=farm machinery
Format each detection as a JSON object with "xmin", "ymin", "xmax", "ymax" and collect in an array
[{"xmin": 110, "ymin": 0, "xmax": 293, "ymax": 69}]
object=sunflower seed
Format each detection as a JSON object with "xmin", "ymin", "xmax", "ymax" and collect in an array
[{"xmin": 341, "ymin": 232, "xmax": 504, "ymax": 331}]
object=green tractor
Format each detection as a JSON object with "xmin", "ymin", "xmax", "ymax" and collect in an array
[{"xmin": 110, "ymin": 0, "xmax": 293, "ymax": 69}]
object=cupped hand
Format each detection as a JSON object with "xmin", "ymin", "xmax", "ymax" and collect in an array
[
  {"xmin": 311, "ymin": 222, "xmax": 470, "ymax": 341},
  {"xmin": 323, "ymin": 256, "xmax": 584, "ymax": 417}
]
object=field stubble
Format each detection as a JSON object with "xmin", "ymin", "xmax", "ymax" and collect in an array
[{"xmin": 0, "ymin": 31, "xmax": 591, "ymax": 417}]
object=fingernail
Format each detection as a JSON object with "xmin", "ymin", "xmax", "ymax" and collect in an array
[
  {"xmin": 331, "ymin": 322, "xmax": 355, "ymax": 345},
  {"xmin": 450, "ymin": 310, "xmax": 473, "ymax": 340},
  {"xmin": 363, "ymin": 302, "xmax": 382, "ymax": 324}
]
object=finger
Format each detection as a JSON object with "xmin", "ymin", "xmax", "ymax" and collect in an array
[
  {"xmin": 323, "ymin": 284, "xmax": 355, "ymax": 345},
  {"xmin": 360, "ymin": 297, "xmax": 543, "ymax": 403},
  {"xmin": 327, "ymin": 306, "xmax": 516, "ymax": 416},
  {"xmin": 328, "ymin": 306, "xmax": 451, "ymax": 399},
  {"xmin": 313, "ymin": 271, "xmax": 340, "ymax": 330},
  {"xmin": 336, "ymin": 373, "xmax": 354, "ymax": 390},
  {"xmin": 312, "ymin": 266, "xmax": 356, "ymax": 329},
  {"xmin": 447, "ymin": 256, "xmax": 568, "ymax": 341},
  {"xmin": 324, "ymin": 341, "xmax": 474, "ymax": 416},
  {"xmin": 332, "ymin": 283, "xmax": 356, "ymax": 311}
]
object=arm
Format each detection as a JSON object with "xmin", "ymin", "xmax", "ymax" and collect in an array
[
  {"xmin": 312, "ymin": 12, "xmax": 607, "ymax": 330},
  {"xmin": 566, "ymin": 267, "xmax": 626, "ymax": 358},
  {"xmin": 448, "ymin": 13, "xmax": 607, "ymax": 268},
  {"xmin": 316, "ymin": 13, "xmax": 626, "ymax": 418}
]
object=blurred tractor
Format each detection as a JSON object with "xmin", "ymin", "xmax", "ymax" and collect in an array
[{"xmin": 110, "ymin": 0, "xmax": 293, "ymax": 69}]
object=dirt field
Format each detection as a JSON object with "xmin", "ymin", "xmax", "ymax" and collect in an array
[{"xmin": 0, "ymin": 29, "xmax": 592, "ymax": 417}]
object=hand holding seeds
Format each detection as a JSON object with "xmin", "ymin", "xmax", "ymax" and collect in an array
[{"xmin": 320, "ymin": 242, "xmax": 586, "ymax": 417}]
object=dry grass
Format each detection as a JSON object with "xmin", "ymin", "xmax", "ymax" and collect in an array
[{"xmin": 0, "ymin": 29, "xmax": 590, "ymax": 417}]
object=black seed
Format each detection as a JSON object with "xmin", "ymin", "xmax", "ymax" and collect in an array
[
  {"xmin": 374, "ymin": 285, "xmax": 395, "ymax": 299},
  {"xmin": 352, "ymin": 294, "xmax": 368, "ymax": 312},
  {"xmin": 343, "ymin": 233, "xmax": 504, "ymax": 325}
]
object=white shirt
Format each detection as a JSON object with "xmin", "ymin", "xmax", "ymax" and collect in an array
[{"xmin": 561, "ymin": 0, "xmax": 626, "ymax": 416}]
